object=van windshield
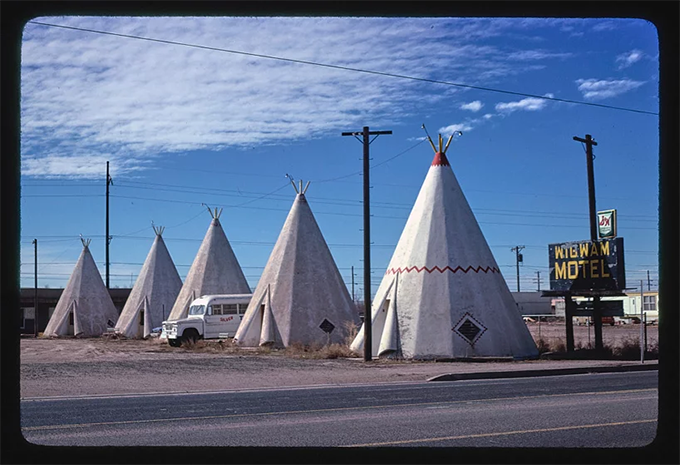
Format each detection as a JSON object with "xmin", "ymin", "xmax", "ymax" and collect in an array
[{"xmin": 188, "ymin": 305, "xmax": 205, "ymax": 316}]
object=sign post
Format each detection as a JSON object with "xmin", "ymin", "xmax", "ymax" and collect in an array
[
  {"xmin": 544, "ymin": 237, "xmax": 626, "ymax": 353},
  {"xmin": 542, "ymin": 135, "xmax": 627, "ymax": 354},
  {"xmin": 640, "ymin": 280, "xmax": 644, "ymax": 364},
  {"xmin": 564, "ymin": 296, "xmax": 574, "ymax": 352}
]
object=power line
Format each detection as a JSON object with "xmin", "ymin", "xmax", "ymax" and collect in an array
[
  {"xmin": 109, "ymin": 193, "xmax": 657, "ymax": 228},
  {"xmin": 22, "ymin": 194, "xmax": 106, "ymax": 198},
  {"xmin": 28, "ymin": 179, "xmax": 647, "ymax": 205},
  {"xmin": 151, "ymin": 166, "xmax": 285, "ymax": 179},
  {"xmin": 23, "ymin": 179, "xmax": 658, "ymax": 223},
  {"xmin": 19, "ymin": 234, "xmax": 660, "ymax": 255},
  {"xmin": 314, "ymin": 139, "xmax": 427, "ymax": 184},
  {"xmin": 22, "ymin": 183, "xmax": 101, "ymax": 187},
  {"xmin": 28, "ymin": 21, "xmax": 658, "ymax": 117}
]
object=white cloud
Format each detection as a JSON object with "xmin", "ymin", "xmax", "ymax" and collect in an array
[
  {"xmin": 482, "ymin": 113, "xmax": 493, "ymax": 120},
  {"xmin": 495, "ymin": 97, "xmax": 548, "ymax": 113},
  {"xmin": 21, "ymin": 154, "xmax": 149, "ymax": 178},
  {"xmin": 591, "ymin": 21, "xmax": 617, "ymax": 32},
  {"xmin": 439, "ymin": 123, "xmax": 473, "ymax": 136},
  {"xmin": 18, "ymin": 17, "xmax": 639, "ymax": 178},
  {"xmin": 506, "ymin": 50, "xmax": 573, "ymax": 61},
  {"xmin": 575, "ymin": 78, "xmax": 645, "ymax": 100},
  {"xmin": 459, "ymin": 101, "xmax": 484, "ymax": 112},
  {"xmin": 558, "ymin": 24, "xmax": 585, "ymax": 37},
  {"xmin": 23, "ymin": 17, "xmax": 558, "ymax": 178},
  {"xmin": 616, "ymin": 49, "xmax": 644, "ymax": 69}
]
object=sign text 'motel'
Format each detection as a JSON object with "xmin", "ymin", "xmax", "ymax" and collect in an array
[{"xmin": 548, "ymin": 237, "xmax": 625, "ymax": 292}]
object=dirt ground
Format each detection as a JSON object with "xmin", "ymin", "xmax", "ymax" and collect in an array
[{"xmin": 18, "ymin": 323, "xmax": 658, "ymax": 399}]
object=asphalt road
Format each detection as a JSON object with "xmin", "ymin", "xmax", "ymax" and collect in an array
[{"xmin": 21, "ymin": 371, "xmax": 657, "ymax": 448}]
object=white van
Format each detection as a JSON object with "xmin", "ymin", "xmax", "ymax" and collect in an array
[{"xmin": 162, "ymin": 294, "xmax": 252, "ymax": 347}]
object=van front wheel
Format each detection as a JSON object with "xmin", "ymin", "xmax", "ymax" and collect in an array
[{"xmin": 182, "ymin": 329, "xmax": 199, "ymax": 345}]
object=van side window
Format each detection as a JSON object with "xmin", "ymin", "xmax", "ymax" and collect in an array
[
  {"xmin": 223, "ymin": 304, "xmax": 238, "ymax": 315},
  {"xmin": 237, "ymin": 303, "xmax": 248, "ymax": 314},
  {"xmin": 212, "ymin": 304, "xmax": 222, "ymax": 315}
]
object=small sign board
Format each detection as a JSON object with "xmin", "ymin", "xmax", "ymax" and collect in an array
[
  {"xmin": 319, "ymin": 319, "xmax": 335, "ymax": 334},
  {"xmin": 572, "ymin": 300, "xmax": 624, "ymax": 317},
  {"xmin": 548, "ymin": 237, "xmax": 625, "ymax": 292},
  {"xmin": 597, "ymin": 209, "xmax": 617, "ymax": 239}
]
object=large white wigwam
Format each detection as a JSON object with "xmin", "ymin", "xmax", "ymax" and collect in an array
[
  {"xmin": 43, "ymin": 238, "xmax": 120, "ymax": 337},
  {"xmin": 167, "ymin": 208, "xmax": 251, "ymax": 321},
  {"xmin": 235, "ymin": 181, "xmax": 359, "ymax": 347},
  {"xmin": 351, "ymin": 133, "xmax": 538, "ymax": 359},
  {"xmin": 115, "ymin": 225, "xmax": 182, "ymax": 338}
]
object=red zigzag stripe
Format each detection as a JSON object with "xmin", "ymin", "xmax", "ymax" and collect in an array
[{"xmin": 386, "ymin": 265, "xmax": 500, "ymax": 275}]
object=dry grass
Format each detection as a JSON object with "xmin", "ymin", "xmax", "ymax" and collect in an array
[
  {"xmin": 175, "ymin": 338, "xmax": 274, "ymax": 355},
  {"xmin": 278, "ymin": 321, "xmax": 361, "ymax": 359},
  {"xmin": 159, "ymin": 320, "xmax": 362, "ymax": 359},
  {"xmin": 529, "ymin": 320, "xmax": 659, "ymax": 360},
  {"xmin": 171, "ymin": 337, "xmax": 357, "ymax": 359},
  {"xmin": 109, "ymin": 321, "xmax": 660, "ymax": 361},
  {"xmin": 537, "ymin": 334, "xmax": 658, "ymax": 360},
  {"xmin": 281, "ymin": 342, "xmax": 356, "ymax": 359}
]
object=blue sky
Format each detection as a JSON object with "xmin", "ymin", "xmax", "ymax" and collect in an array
[{"xmin": 19, "ymin": 16, "xmax": 659, "ymax": 296}]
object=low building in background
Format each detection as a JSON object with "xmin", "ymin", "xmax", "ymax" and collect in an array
[
  {"xmin": 511, "ymin": 292, "xmax": 554, "ymax": 317},
  {"xmin": 532, "ymin": 291, "xmax": 659, "ymax": 325},
  {"xmin": 20, "ymin": 287, "xmax": 131, "ymax": 336}
]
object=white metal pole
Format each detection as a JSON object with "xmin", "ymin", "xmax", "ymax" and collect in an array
[{"xmin": 640, "ymin": 280, "xmax": 644, "ymax": 364}]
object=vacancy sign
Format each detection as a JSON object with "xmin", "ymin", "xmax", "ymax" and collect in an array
[{"xmin": 598, "ymin": 209, "xmax": 617, "ymax": 239}]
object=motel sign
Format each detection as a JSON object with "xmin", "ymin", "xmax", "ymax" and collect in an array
[{"xmin": 548, "ymin": 237, "xmax": 625, "ymax": 292}]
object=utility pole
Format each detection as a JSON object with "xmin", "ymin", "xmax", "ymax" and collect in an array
[
  {"xmin": 510, "ymin": 245, "xmax": 525, "ymax": 292},
  {"xmin": 342, "ymin": 126, "xmax": 392, "ymax": 362},
  {"xmin": 647, "ymin": 270, "xmax": 651, "ymax": 291},
  {"xmin": 535, "ymin": 271, "xmax": 541, "ymax": 291},
  {"xmin": 105, "ymin": 161, "xmax": 113, "ymax": 289},
  {"xmin": 573, "ymin": 134, "xmax": 599, "ymax": 242},
  {"xmin": 573, "ymin": 134, "xmax": 603, "ymax": 351},
  {"xmin": 32, "ymin": 239, "xmax": 38, "ymax": 337},
  {"xmin": 351, "ymin": 265, "xmax": 355, "ymax": 303}
]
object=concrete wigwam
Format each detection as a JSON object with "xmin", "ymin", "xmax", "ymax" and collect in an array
[
  {"xmin": 167, "ymin": 208, "xmax": 250, "ymax": 321},
  {"xmin": 115, "ymin": 225, "xmax": 182, "ymax": 338},
  {"xmin": 43, "ymin": 238, "xmax": 119, "ymax": 337},
  {"xmin": 351, "ymin": 133, "xmax": 538, "ymax": 359},
  {"xmin": 235, "ymin": 181, "xmax": 359, "ymax": 347}
]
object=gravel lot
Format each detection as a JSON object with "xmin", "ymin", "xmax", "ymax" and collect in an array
[{"xmin": 19, "ymin": 322, "xmax": 658, "ymax": 399}]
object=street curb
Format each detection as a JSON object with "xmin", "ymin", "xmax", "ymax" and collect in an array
[{"xmin": 427, "ymin": 362, "xmax": 658, "ymax": 382}]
